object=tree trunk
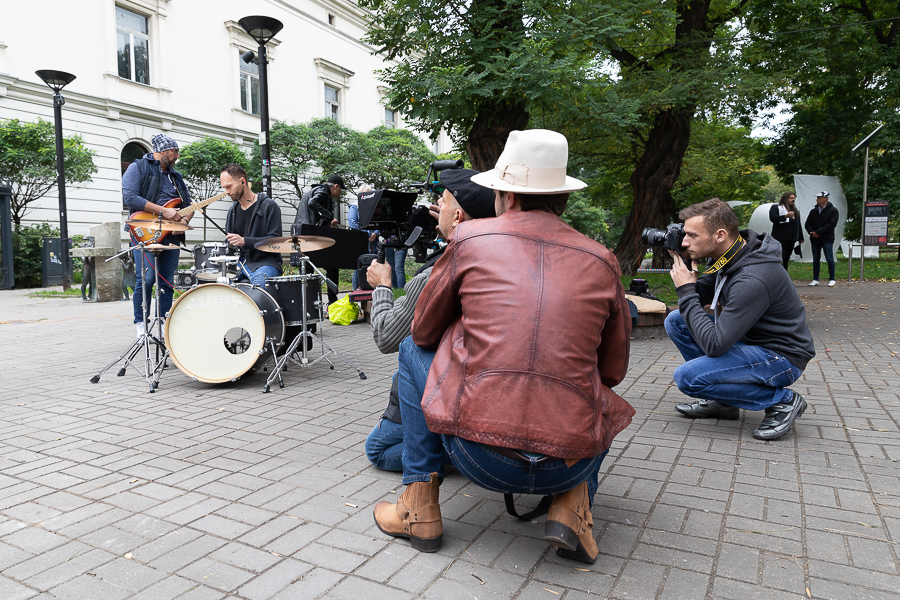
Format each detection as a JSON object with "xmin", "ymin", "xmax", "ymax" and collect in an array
[
  {"xmin": 615, "ymin": 106, "xmax": 694, "ymax": 275},
  {"xmin": 466, "ymin": 101, "xmax": 530, "ymax": 171}
]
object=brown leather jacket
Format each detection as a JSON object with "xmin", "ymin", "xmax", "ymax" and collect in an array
[{"xmin": 412, "ymin": 210, "xmax": 634, "ymax": 459}]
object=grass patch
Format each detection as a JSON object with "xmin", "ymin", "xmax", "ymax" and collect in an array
[{"xmin": 28, "ymin": 288, "xmax": 83, "ymax": 298}]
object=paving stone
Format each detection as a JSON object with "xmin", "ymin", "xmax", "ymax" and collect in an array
[
  {"xmin": 48, "ymin": 574, "xmax": 131, "ymax": 600},
  {"xmin": 208, "ymin": 542, "xmax": 281, "ymax": 572},
  {"xmin": 0, "ymin": 575, "xmax": 39, "ymax": 600},
  {"xmin": 293, "ymin": 542, "xmax": 367, "ymax": 573},
  {"xmin": 177, "ymin": 556, "xmax": 254, "ymax": 592},
  {"xmin": 270, "ymin": 567, "xmax": 343, "ymax": 599},
  {"xmin": 237, "ymin": 558, "xmax": 312, "ymax": 600},
  {"xmin": 1, "ymin": 527, "xmax": 67, "ymax": 554},
  {"xmin": 90, "ymin": 557, "xmax": 166, "ymax": 592}
]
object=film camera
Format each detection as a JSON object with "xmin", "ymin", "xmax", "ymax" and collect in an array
[
  {"xmin": 641, "ymin": 223, "xmax": 691, "ymax": 268},
  {"xmin": 355, "ymin": 160, "xmax": 464, "ymax": 289}
]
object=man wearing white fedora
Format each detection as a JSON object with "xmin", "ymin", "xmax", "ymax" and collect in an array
[{"xmin": 373, "ymin": 129, "xmax": 634, "ymax": 564}]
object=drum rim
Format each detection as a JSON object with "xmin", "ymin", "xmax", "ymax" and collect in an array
[
  {"xmin": 266, "ymin": 274, "xmax": 324, "ymax": 282},
  {"xmin": 165, "ymin": 282, "xmax": 284, "ymax": 384}
]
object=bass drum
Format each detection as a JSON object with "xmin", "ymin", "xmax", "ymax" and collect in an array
[{"xmin": 165, "ymin": 283, "xmax": 284, "ymax": 383}]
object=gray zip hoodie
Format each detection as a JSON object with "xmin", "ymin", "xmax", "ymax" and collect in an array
[{"xmin": 675, "ymin": 229, "xmax": 816, "ymax": 370}]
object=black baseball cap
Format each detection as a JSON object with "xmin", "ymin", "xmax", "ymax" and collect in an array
[
  {"xmin": 440, "ymin": 169, "xmax": 496, "ymax": 220},
  {"xmin": 327, "ymin": 175, "xmax": 346, "ymax": 190}
]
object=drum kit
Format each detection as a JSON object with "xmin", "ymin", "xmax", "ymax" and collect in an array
[{"xmin": 91, "ymin": 216, "xmax": 366, "ymax": 393}]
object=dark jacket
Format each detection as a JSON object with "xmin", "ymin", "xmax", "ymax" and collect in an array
[
  {"xmin": 411, "ymin": 210, "xmax": 635, "ymax": 459},
  {"xmin": 122, "ymin": 154, "xmax": 191, "ymax": 242},
  {"xmin": 293, "ymin": 184, "xmax": 335, "ymax": 229},
  {"xmin": 675, "ymin": 229, "xmax": 816, "ymax": 370},
  {"xmin": 768, "ymin": 204, "xmax": 803, "ymax": 245},
  {"xmin": 804, "ymin": 202, "xmax": 839, "ymax": 243},
  {"xmin": 225, "ymin": 193, "xmax": 283, "ymax": 273}
]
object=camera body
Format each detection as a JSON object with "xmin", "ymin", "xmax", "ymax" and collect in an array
[{"xmin": 641, "ymin": 223, "xmax": 685, "ymax": 251}]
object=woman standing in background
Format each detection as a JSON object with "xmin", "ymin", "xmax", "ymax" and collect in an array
[{"xmin": 769, "ymin": 191, "xmax": 804, "ymax": 270}]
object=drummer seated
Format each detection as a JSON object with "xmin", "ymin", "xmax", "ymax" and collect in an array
[{"xmin": 220, "ymin": 164, "xmax": 283, "ymax": 287}]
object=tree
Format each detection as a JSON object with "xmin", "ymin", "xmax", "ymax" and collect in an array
[
  {"xmin": 178, "ymin": 136, "xmax": 251, "ymax": 200},
  {"xmin": 360, "ymin": 0, "xmax": 609, "ymax": 169},
  {"xmin": 746, "ymin": 0, "xmax": 900, "ymax": 241},
  {"xmin": 0, "ymin": 118, "xmax": 97, "ymax": 227},
  {"xmin": 355, "ymin": 127, "xmax": 437, "ymax": 190},
  {"xmin": 257, "ymin": 118, "xmax": 367, "ymax": 209}
]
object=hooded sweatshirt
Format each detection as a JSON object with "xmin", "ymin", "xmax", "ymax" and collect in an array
[{"xmin": 675, "ymin": 229, "xmax": 816, "ymax": 370}]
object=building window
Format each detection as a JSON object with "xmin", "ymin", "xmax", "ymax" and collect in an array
[
  {"xmin": 384, "ymin": 108, "xmax": 397, "ymax": 129},
  {"xmin": 239, "ymin": 52, "xmax": 260, "ymax": 115},
  {"xmin": 116, "ymin": 6, "xmax": 150, "ymax": 84},
  {"xmin": 120, "ymin": 141, "xmax": 149, "ymax": 175},
  {"xmin": 325, "ymin": 85, "xmax": 340, "ymax": 121},
  {"xmin": 328, "ymin": 13, "xmax": 335, "ymax": 25}
]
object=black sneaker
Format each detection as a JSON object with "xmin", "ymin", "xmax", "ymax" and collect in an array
[
  {"xmin": 675, "ymin": 400, "xmax": 740, "ymax": 419},
  {"xmin": 753, "ymin": 392, "xmax": 807, "ymax": 440}
]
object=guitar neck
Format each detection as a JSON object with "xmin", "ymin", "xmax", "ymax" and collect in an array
[{"xmin": 176, "ymin": 191, "xmax": 229, "ymax": 217}]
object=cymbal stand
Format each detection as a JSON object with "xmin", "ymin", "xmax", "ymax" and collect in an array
[
  {"xmin": 263, "ymin": 251, "xmax": 366, "ymax": 393},
  {"xmin": 90, "ymin": 235, "xmax": 168, "ymax": 392}
]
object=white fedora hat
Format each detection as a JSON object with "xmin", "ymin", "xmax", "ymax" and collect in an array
[{"xmin": 470, "ymin": 129, "xmax": 587, "ymax": 195}]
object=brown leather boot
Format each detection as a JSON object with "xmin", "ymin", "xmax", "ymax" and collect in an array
[
  {"xmin": 543, "ymin": 480, "xmax": 598, "ymax": 564},
  {"xmin": 373, "ymin": 472, "xmax": 442, "ymax": 552}
]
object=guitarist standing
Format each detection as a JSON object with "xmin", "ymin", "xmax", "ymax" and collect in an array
[{"xmin": 122, "ymin": 134, "xmax": 192, "ymax": 339}]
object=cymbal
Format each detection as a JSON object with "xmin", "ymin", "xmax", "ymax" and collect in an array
[
  {"xmin": 141, "ymin": 243, "xmax": 182, "ymax": 252},
  {"xmin": 254, "ymin": 235, "xmax": 336, "ymax": 254},
  {"xmin": 126, "ymin": 218, "xmax": 193, "ymax": 232}
]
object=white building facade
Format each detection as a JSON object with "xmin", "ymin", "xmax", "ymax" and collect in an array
[{"xmin": 0, "ymin": 0, "xmax": 449, "ymax": 240}]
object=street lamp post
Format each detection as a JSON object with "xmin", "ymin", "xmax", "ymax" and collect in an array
[
  {"xmin": 239, "ymin": 16, "xmax": 283, "ymax": 198},
  {"xmin": 35, "ymin": 69, "xmax": 76, "ymax": 289}
]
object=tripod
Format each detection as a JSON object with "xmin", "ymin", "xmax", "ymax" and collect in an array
[
  {"xmin": 90, "ymin": 239, "xmax": 174, "ymax": 392},
  {"xmin": 263, "ymin": 252, "xmax": 366, "ymax": 393}
]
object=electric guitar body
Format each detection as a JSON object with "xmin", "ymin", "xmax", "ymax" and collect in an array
[{"xmin": 128, "ymin": 192, "xmax": 229, "ymax": 244}]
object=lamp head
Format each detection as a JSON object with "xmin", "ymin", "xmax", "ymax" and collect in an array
[
  {"xmin": 241, "ymin": 50, "xmax": 256, "ymax": 65},
  {"xmin": 238, "ymin": 16, "xmax": 284, "ymax": 45},
  {"xmin": 36, "ymin": 70, "xmax": 76, "ymax": 93}
]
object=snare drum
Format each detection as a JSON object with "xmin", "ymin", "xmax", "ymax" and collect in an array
[
  {"xmin": 266, "ymin": 274, "xmax": 324, "ymax": 326},
  {"xmin": 193, "ymin": 242, "xmax": 235, "ymax": 282},
  {"xmin": 165, "ymin": 283, "xmax": 285, "ymax": 383}
]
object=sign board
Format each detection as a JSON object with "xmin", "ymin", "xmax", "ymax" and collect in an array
[{"xmin": 863, "ymin": 201, "xmax": 890, "ymax": 245}]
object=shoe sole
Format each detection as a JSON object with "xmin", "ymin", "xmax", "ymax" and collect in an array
[
  {"xmin": 373, "ymin": 516, "xmax": 442, "ymax": 552},
  {"xmin": 675, "ymin": 405, "xmax": 740, "ymax": 420},
  {"xmin": 545, "ymin": 521, "xmax": 597, "ymax": 564},
  {"xmin": 753, "ymin": 398, "xmax": 807, "ymax": 441}
]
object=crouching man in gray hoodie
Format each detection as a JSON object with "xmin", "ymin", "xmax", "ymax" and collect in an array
[{"xmin": 665, "ymin": 198, "xmax": 816, "ymax": 440}]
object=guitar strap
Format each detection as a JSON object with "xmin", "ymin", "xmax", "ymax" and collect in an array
[{"xmin": 168, "ymin": 173, "xmax": 190, "ymax": 247}]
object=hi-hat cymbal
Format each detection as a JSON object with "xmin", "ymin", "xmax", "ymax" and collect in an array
[
  {"xmin": 141, "ymin": 243, "xmax": 182, "ymax": 252},
  {"xmin": 254, "ymin": 236, "xmax": 336, "ymax": 254},
  {"xmin": 126, "ymin": 218, "xmax": 193, "ymax": 232}
]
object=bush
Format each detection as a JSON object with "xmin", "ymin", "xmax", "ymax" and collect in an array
[{"xmin": 9, "ymin": 223, "xmax": 82, "ymax": 288}]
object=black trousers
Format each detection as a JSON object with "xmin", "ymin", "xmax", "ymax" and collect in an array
[
  {"xmin": 325, "ymin": 268, "xmax": 340, "ymax": 303},
  {"xmin": 773, "ymin": 237, "xmax": 795, "ymax": 270}
]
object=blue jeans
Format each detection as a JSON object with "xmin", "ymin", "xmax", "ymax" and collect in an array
[
  {"xmin": 810, "ymin": 241, "xmax": 835, "ymax": 281},
  {"xmin": 383, "ymin": 246, "xmax": 408, "ymax": 289},
  {"xmin": 132, "ymin": 246, "xmax": 179, "ymax": 323},
  {"xmin": 664, "ymin": 310, "xmax": 802, "ymax": 411},
  {"xmin": 397, "ymin": 336, "xmax": 605, "ymax": 505},
  {"xmin": 366, "ymin": 418, "xmax": 405, "ymax": 472},
  {"xmin": 237, "ymin": 264, "xmax": 280, "ymax": 287}
]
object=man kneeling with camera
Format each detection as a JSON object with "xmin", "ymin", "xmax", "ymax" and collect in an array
[{"xmin": 663, "ymin": 198, "xmax": 815, "ymax": 440}]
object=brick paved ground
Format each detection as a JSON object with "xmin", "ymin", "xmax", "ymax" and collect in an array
[{"xmin": 0, "ymin": 281, "xmax": 897, "ymax": 599}]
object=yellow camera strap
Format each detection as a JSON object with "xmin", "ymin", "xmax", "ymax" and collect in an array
[{"xmin": 704, "ymin": 236, "xmax": 745, "ymax": 275}]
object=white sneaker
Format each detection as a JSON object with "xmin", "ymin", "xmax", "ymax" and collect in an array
[
  {"xmin": 136, "ymin": 322, "xmax": 145, "ymax": 338},
  {"xmin": 828, "ymin": 280, "xmax": 836, "ymax": 287},
  {"xmin": 808, "ymin": 280, "xmax": 819, "ymax": 286}
]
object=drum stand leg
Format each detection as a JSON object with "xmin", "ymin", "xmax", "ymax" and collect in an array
[
  {"xmin": 90, "ymin": 243, "xmax": 168, "ymax": 393},
  {"xmin": 262, "ymin": 255, "xmax": 366, "ymax": 393}
]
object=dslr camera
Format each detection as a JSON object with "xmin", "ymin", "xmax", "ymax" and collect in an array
[{"xmin": 641, "ymin": 223, "xmax": 691, "ymax": 268}]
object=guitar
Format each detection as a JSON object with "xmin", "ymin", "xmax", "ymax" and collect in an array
[{"xmin": 128, "ymin": 191, "xmax": 229, "ymax": 243}]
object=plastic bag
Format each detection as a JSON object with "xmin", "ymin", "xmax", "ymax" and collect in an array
[{"xmin": 328, "ymin": 295, "xmax": 359, "ymax": 325}]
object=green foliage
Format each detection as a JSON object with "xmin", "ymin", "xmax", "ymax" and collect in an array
[
  {"xmin": 0, "ymin": 118, "xmax": 97, "ymax": 226},
  {"xmin": 560, "ymin": 194, "xmax": 610, "ymax": 242},
  {"xmin": 761, "ymin": 167, "xmax": 794, "ymax": 205},
  {"xmin": 746, "ymin": 0, "xmax": 900, "ymax": 241},
  {"xmin": 355, "ymin": 127, "xmax": 436, "ymax": 190},
  {"xmin": 178, "ymin": 137, "xmax": 251, "ymax": 200},
  {"xmin": 672, "ymin": 121, "xmax": 769, "ymax": 208},
  {"xmin": 12, "ymin": 222, "xmax": 58, "ymax": 288}
]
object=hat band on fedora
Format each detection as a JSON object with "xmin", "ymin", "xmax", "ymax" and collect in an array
[{"xmin": 495, "ymin": 162, "xmax": 566, "ymax": 189}]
